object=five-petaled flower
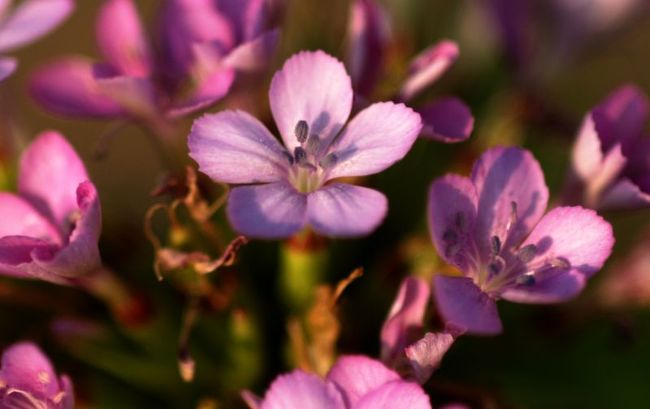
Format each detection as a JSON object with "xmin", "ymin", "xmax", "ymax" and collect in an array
[
  {"xmin": 0, "ymin": 131, "xmax": 102, "ymax": 284},
  {"xmin": 189, "ymin": 50, "xmax": 422, "ymax": 239},
  {"xmin": 428, "ymin": 146, "xmax": 614, "ymax": 335},
  {"xmin": 0, "ymin": 341, "xmax": 74, "ymax": 409},
  {"xmin": 243, "ymin": 355, "xmax": 431, "ymax": 409}
]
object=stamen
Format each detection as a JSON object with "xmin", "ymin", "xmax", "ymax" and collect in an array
[
  {"xmin": 517, "ymin": 244, "xmax": 537, "ymax": 263},
  {"xmin": 305, "ymin": 133, "xmax": 320, "ymax": 155},
  {"xmin": 516, "ymin": 273, "xmax": 536, "ymax": 286},
  {"xmin": 294, "ymin": 120, "xmax": 309, "ymax": 143},
  {"xmin": 506, "ymin": 201, "xmax": 518, "ymax": 232},
  {"xmin": 319, "ymin": 153, "xmax": 338, "ymax": 170},
  {"xmin": 490, "ymin": 236, "xmax": 501, "ymax": 256},
  {"xmin": 488, "ymin": 256, "xmax": 505, "ymax": 277},
  {"xmin": 293, "ymin": 147, "xmax": 308, "ymax": 165},
  {"xmin": 549, "ymin": 257, "xmax": 570, "ymax": 270}
]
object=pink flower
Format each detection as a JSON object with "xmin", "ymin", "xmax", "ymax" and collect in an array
[
  {"xmin": 0, "ymin": 131, "xmax": 101, "ymax": 284},
  {"xmin": 189, "ymin": 50, "xmax": 422, "ymax": 239},
  {"xmin": 428, "ymin": 147, "xmax": 614, "ymax": 335},
  {"xmin": 0, "ymin": 342, "xmax": 74, "ymax": 409}
]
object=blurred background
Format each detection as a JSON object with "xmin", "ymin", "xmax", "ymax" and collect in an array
[{"xmin": 1, "ymin": 0, "xmax": 650, "ymax": 407}]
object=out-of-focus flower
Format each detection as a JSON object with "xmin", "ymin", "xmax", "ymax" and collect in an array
[
  {"xmin": 0, "ymin": 131, "xmax": 101, "ymax": 284},
  {"xmin": 0, "ymin": 0, "xmax": 74, "ymax": 81},
  {"xmin": 569, "ymin": 84, "xmax": 650, "ymax": 210},
  {"xmin": 428, "ymin": 146, "xmax": 614, "ymax": 335},
  {"xmin": 244, "ymin": 355, "xmax": 431, "ymax": 409},
  {"xmin": 347, "ymin": 0, "xmax": 473, "ymax": 143},
  {"xmin": 381, "ymin": 277, "xmax": 455, "ymax": 384},
  {"xmin": 189, "ymin": 50, "xmax": 422, "ymax": 239},
  {"xmin": 30, "ymin": 0, "xmax": 278, "ymax": 125},
  {"xmin": 0, "ymin": 341, "xmax": 74, "ymax": 409}
]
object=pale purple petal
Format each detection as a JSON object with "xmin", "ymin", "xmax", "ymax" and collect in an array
[
  {"xmin": 571, "ymin": 114, "xmax": 605, "ymax": 181},
  {"xmin": 325, "ymin": 102, "xmax": 422, "ymax": 179},
  {"xmin": 223, "ymin": 29, "xmax": 279, "ymax": 71},
  {"xmin": 188, "ymin": 110, "xmax": 289, "ymax": 184},
  {"xmin": 398, "ymin": 40, "xmax": 459, "ymax": 102},
  {"xmin": 354, "ymin": 380, "xmax": 432, "ymax": 409},
  {"xmin": 0, "ymin": 193, "xmax": 60, "ymax": 241},
  {"xmin": 96, "ymin": 0, "xmax": 151, "ymax": 77},
  {"xmin": 59, "ymin": 375, "xmax": 74, "ymax": 409},
  {"xmin": 307, "ymin": 184, "xmax": 387, "ymax": 237},
  {"xmin": 94, "ymin": 74, "xmax": 158, "ymax": 118},
  {"xmin": 168, "ymin": 59, "xmax": 235, "ymax": 116},
  {"xmin": 592, "ymin": 84, "xmax": 649, "ymax": 152},
  {"xmin": 227, "ymin": 182, "xmax": 307, "ymax": 239},
  {"xmin": 260, "ymin": 370, "xmax": 345, "ymax": 409},
  {"xmin": 427, "ymin": 174, "xmax": 479, "ymax": 272},
  {"xmin": 218, "ymin": 0, "xmax": 267, "ymax": 42},
  {"xmin": 598, "ymin": 178, "xmax": 650, "ymax": 210},
  {"xmin": 0, "ymin": 236, "xmax": 59, "ymax": 280},
  {"xmin": 326, "ymin": 355, "xmax": 399, "ymax": 407},
  {"xmin": 471, "ymin": 147, "xmax": 549, "ymax": 260},
  {"xmin": 0, "ymin": 342, "xmax": 59, "ymax": 398},
  {"xmin": 380, "ymin": 277, "xmax": 430, "ymax": 364},
  {"xmin": 269, "ymin": 50, "xmax": 353, "ymax": 152},
  {"xmin": 404, "ymin": 332, "xmax": 455, "ymax": 384},
  {"xmin": 0, "ymin": 56, "xmax": 17, "ymax": 81},
  {"xmin": 419, "ymin": 97, "xmax": 474, "ymax": 143},
  {"xmin": 0, "ymin": 0, "xmax": 11, "ymax": 20},
  {"xmin": 241, "ymin": 390, "xmax": 262, "ymax": 409},
  {"xmin": 29, "ymin": 58, "xmax": 124, "ymax": 118},
  {"xmin": 433, "ymin": 275, "xmax": 502, "ymax": 335},
  {"xmin": 19, "ymin": 131, "xmax": 89, "ymax": 230},
  {"xmin": 347, "ymin": 0, "xmax": 390, "ymax": 97},
  {"xmin": 503, "ymin": 206, "xmax": 614, "ymax": 303},
  {"xmin": 0, "ymin": 0, "xmax": 73, "ymax": 52}
]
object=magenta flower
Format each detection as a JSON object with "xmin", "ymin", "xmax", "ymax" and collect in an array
[
  {"xmin": 0, "ymin": 0, "xmax": 73, "ymax": 81},
  {"xmin": 428, "ymin": 147, "xmax": 614, "ymax": 335},
  {"xmin": 569, "ymin": 84, "xmax": 650, "ymax": 210},
  {"xmin": 189, "ymin": 50, "xmax": 422, "ymax": 239},
  {"xmin": 347, "ymin": 0, "xmax": 473, "ymax": 143},
  {"xmin": 0, "ymin": 342, "xmax": 74, "ymax": 409},
  {"xmin": 245, "ymin": 355, "xmax": 431, "ymax": 409},
  {"xmin": 0, "ymin": 131, "xmax": 101, "ymax": 284},
  {"xmin": 30, "ymin": 0, "xmax": 278, "ymax": 121}
]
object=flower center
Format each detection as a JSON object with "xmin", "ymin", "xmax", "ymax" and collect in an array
[{"xmin": 286, "ymin": 120, "xmax": 338, "ymax": 193}]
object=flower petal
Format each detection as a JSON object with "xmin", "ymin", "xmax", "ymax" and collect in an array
[
  {"xmin": 0, "ymin": 0, "xmax": 73, "ymax": 53},
  {"xmin": 189, "ymin": 110, "xmax": 290, "ymax": 184},
  {"xmin": 0, "ymin": 56, "xmax": 17, "ymax": 81},
  {"xmin": 94, "ymin": 74, "xmax": 158, "ymax": 118},
  {"xmin": 227, "ymin": 182, "xmax": 307, "ymax": 239},
  {"xmin": 419, "ymin": 97, "xmax": 473, "ymax": 143},
  {"xmin": 260, "ymin": 370, "xmax": 345, "ymax": 409},
  {"xmin": 571, "ymin": 114, "xmax": 606, "ymax": 181},
  {"xmin": 19, "ymin": 131, "xmax": 89, "ymax": 230},
  {"xmin": 0, "ymin": 193, "xmax": 59, "ymax": 241},
  {"xmin": 433, "ymin": 275, "xmax": 502, "ymax": 335},
  {"xmin": 218, "ymin": 0, "xmax": 268, "ymax": 42},
  {"xmin": 59, "ymin": 375, "xmax": 75, "ymax": 409},
  {"xmin": 0, "ymin": 236, "xmax": 59, "ymax": 280},
  {"xmin": 325, "ymin": 102, "xmax": 422, "ymax": 179},
  {"xmin": 326, "ymin": 355, "xmax": 400, "ymax": 407},
  {"xmin": 269, "ymin": 50, "xmax": 353, "ymax": 152},
  {"xmin": 380, "ymin": 277, "xmax": 430, "ymax": 364},
  {"xmin": 405, "ymin": 332, "xmax": 455, "ymax": 384},
  {"xmin": 398, "ymin": 40, "xmax": 459, "ymax": 102},
  {"xmin": 0, "ymin": 342, "xmax": 60, "ymax": 399},
  {"xmin": 354, "ymin": 380, "xmax": 432, "ymax": 409},
  {"xmin": 598, "ymin": 178, "xmax": 650, "ymax": 210},
  {"xmin": 168, "ymin": 61, "xmax": 235, "ymax": 117},
  {"xmin": 347, "ymin": 0, "xmax": 391, "ymax": 97},
  {"xmin": 307, "ymin": 184, "xmax": 387, "ymax": 237},
  {"xmin": 471, "ymin": 147, "xmax": 549, "ymax": 260},
  {"xmin": 96, "ymin": 0, "xmax": 151, "ymax": 77},
  {"xmin": 427, "ymin": 174, "xmax": 479, "ymax": 273},
  {"xmin": 503, "ymin": 206, "xmax": 614, "ymax": 303},
  {"xmin": 29, "ymin": 57, "xmax": 124, "ymax": 118},
  {"xmin": 223, "ymin": 29, "xmax": 279, "ymax": 71}
]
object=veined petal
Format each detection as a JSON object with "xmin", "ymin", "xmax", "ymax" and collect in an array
[
  {"xmin": 269, "ymin": 50, "xmax": 353, "ymax": 153},
  {"xmin": 428, "ymin": 174, "xmax": 479, "ymax": 273},
  {"xmin": 29, "ymin": 57, "xmax": 124, "ymax": 118},
  {"xmin": 325, "ymin": 102, "xmax": 422, "ymax": 179},
  {"xmin": 227, "ymin": 182, "xmax": 307, "ymax": 239},
  {"xmin": 0, "ymin": 193, "xmax": 59, "ymax": 242},
  {"xmin": 19, "ymin": 131, "xmax": 89, "ymax": 231},
  {"xmin": 398, "ymin": 40, "xmax": 459, "ymax": 102},
  {"xmin": 380, "ymin": 277, "xmax": 430, "ymax": 364},
  {"xmin": 433, "ymin": 275, "xmax": 502, "ymax": 335},
  {"xmin": 354, "ymin": 380, "xmax": 432, "ymax": 409},
  {"xmin": 96, "ymin": 0, "xmax": 151, "ymax": 77},
  {"xmin": 471, "ymin": 147, "xmax": 548, "ymax": 260},
  {"xmin": 326, "ymin": 355, "xmax": 400, "ymax": 407},
  {"xmin": 405, "ymin": 332, "xmax": 455, "ymax": 384},
  {"xmin": 260, "ymin": 370, "xmax": 345, "ymax": 409},
  {"xmin": 592, "ymin": 84, "xmax": 649, "ymax": 152},
  {"xmin": 307, "ymin": 184, "xmax": 387, "ymax": 237},
  {"xmin": 0, "ymin": 56, "xmax": 16, "ymax": 81},
  {"xmin": 189, "ymin": 110, "xmax": 290, "ymax": 184},
  {"xmin": 419, "ymin": 97, "xmax": 473, "ymax": 143},
  {"xmin": 0, "ymin": 342, "xmax": 60, "ymax": 398},
  {"xmin": 223, "ymin": 29, "xmax": 279, "ymax": 71},
  {"xmin": 503, "ymin": 206, "xmax": 614, "ymax": 303},
  {"xmin": 0, "ymin": 0, "xmax": 73, "ymax": 53}
]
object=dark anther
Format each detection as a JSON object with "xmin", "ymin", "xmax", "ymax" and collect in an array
[
  {"xmin": 516, "ymin": 273, "xmax": 536, "ymax": 286},
  {"xmin": 293, "ymin": 147, "xmax": 308, "ymax": 165},
  {"xmin": 490, "ymin": 235, "xmax": 501, "ymax": 256},
  {"xmin": 442, "ymin": 229, "xmax": 458, "ymax": 244},
  {"xmin": 283, "ymin": 151, "xmax": 295, "ymax": 165},
  {"xmin": 487, "ymin": 256, "xmax": 505, "ymax": 277},
  {"xmin": 455, "ymin": 212, "xmax": 466, "ymax": 231},
  {"xmin": 319, "ymin": 153, "xmax": 338, "ymax": 170},
  {"xmin": 550, "ymin": 257, "xmax": 570, "ymax": 270},
  {"xmin": 305, "ymin": 133, "xmax": 320, "ymax": 154},
  {"xmin": 517, "ymin": 244, "xmax": 537, "ymax": 263},
  {"xmin": 294, "ymin": 120, "xmax": 309, "ymax": 143}
]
